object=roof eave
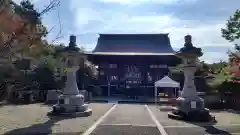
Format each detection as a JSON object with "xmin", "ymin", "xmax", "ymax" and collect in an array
[
  {"xmin": 85, "ymin": 52, "xmax": 175, "ymax": 56},
  {"xmin": 98, "ymin": 33, "xmax": 169, "ymax": 36}
]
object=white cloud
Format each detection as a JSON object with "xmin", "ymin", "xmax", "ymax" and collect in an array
[
  {"xmin": 75, "ymin": 8, "xmax": 103, "ymax": 26},
  {"xmin": 165, "ymin": 23, "xmax": 232, "ymax": 48},
  {"xmin": 11, "ymin": 0, "xmax": 235, "ymax": 63},
  {"xmin": 14, "ymin": 0, "xmax": 234, "ymax": 50},
  {"xmin": 128, "ymin": 15, "xmax": 174, "ymax": 26},
  {"xmin": 72, "ymin": 7, "xmax": 232, "ymax": 49},
  {"xmin": 100, "ymin": 15, "xmax": 175, "ymax": 33},
  {"xmin": 200, "ymin": 52, "xmax": 228, "ymax": 64},
  {"xmin": 99, "ymin": 0, "xmax": 197, "ymax": 5}
]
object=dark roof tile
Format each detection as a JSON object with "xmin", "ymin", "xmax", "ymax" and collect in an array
[{"xmin": 92, "ymin": 34, "xmax": 174, "ymax": 54}]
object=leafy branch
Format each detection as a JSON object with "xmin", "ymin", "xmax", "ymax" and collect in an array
[
  {"xmin": 221, "ymin": 9, "xmax": 240, "ymax": 42},
  {"xmin": 1, "ymin": 0, "xmax": 60, "ymax": 52}
]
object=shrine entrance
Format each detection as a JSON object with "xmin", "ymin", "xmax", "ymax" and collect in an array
[{"xmin": 110, "ymin": 85, "xmax": 120, "ymax": 96}]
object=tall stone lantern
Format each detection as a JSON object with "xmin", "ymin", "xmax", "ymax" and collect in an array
[
  {"xmin": 49, "ymin": 35, "xmax": 92, "ymax": 116},
  {"xmin": 168, "ymin": 35, "xmax": 214, "ymax": 122}
]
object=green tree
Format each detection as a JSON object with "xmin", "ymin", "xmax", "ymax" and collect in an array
[
  {"xmin": 207, "ymin": 61, "xmax": 228, "ymax": 74},
  {"xmin": 34, "ymin": 66, "xmax": 56, "ymax": 90},
  {"xmin": 222, "ymin": 9, "xmax": 240, "ymax": 42},
  {"xmin": 38, "ymin": 55, "xmax": 59, "ymax": 72},
  {"xmin": 221, "ymin": 9, "xmax": 240, "ymax": 90},
  {"xmin": 76, "ymin": 60, "xmax": 98, "ymax": 90},
  {"xmin": 209, "ymin": 66, "xmax": 232, "ymax": 88},
  {"xmin": 194, "ymin": 62, "xmax": 214, "ymax": 92}
]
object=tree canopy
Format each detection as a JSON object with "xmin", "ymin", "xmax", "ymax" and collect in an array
[
  {"xmin": 0, "ymin": 0, "xmax": 48, "ymax": 51},
  {"xmin": 0, "ymin": 0, "xmax": 98, "ymax": 97},
  {"xmin": 222, "ymin": 9, "xmax": 240, "ymax": 42},
  {"xmin": 211, "ymin": 9, "xmax": 240, "ymax": 95}
]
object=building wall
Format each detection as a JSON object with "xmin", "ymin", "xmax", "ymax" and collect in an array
[
  {"xmin": 87, "ymin": 55, "xmax": 179, "ymax": 97},
  {"xmin": 98, "ymin": 63, "xmax": 169, "ymax": 87}
]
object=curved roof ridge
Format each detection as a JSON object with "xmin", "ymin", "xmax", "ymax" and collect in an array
[
  {"xmin": 99, "ymin": 33, "xmax": 169, "ymax": 35},
  {"xmin": 93, "ymin": 33, "xmax": 174, "ymax": 54}
]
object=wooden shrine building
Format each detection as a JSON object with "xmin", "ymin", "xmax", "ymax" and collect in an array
[{"xmin": 86, "ymin": 34, "xmax": 180, "ymax": 97}]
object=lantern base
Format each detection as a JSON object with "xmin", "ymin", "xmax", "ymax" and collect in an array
[
  {"xmin": 168, "ymin": 97, "xmax": 214, "ymax": 122},
  {"xmin": 168, "ymin": 107, "xmax": 215, "ymax": 122},
  {"xmin": 48, "ymin": 94, "xmax": 92, "ymax": 117}
]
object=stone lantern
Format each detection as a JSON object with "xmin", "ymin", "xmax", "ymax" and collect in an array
[
  {"xmin": 48, "ymin": 35, "xmax": 92, "ymax": 116},
  {"xmin": 168, "ymin": 35, "xmax": 214, "ymax": 122}
]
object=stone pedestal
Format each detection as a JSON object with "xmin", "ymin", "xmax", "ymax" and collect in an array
[
  {"xmin": 168, "ymin": 66, "xmax": 214, "ymax": 122},
  {"xmin": 177, "ymin": 66, "xmax": 205, "ymax": 112},
  {"xmin": 46, "ymin": 90, "xmax": 61, "ymax": 104},
  {"xmin": 49, "ymin": 66, "xmax": 92, "ymax": 117}
]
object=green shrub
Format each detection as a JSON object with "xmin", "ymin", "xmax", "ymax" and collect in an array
[{"xmin": 34, "ymin": 67, "xmax": 57, "ymax": 90}]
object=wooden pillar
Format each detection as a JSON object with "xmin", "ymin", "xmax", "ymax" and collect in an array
[
  {"xmin": 155, "ymin": 86, "xmax": 157, "ymax": 105},
  {"xmin": 107, "ymin": 81, "xmax": 110, "ymax": 97},
  {"xmin": 175, "ymin": 88, "xmax": 177, "ymax": 97},
  {"xmin": 178, "ymin": 87, "xmax": 181, "ymax": 97}
]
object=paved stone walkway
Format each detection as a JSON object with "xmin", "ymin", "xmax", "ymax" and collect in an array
[
  {"xmin": 149, "ymin": 105, "xmax": 240, "ymax": 135},
  {"xmin": 89, "ymin": 104, "xmax": 161, "ymax": 135},
  {"xmin": 0, "ymin": 103, "xmax": 113, "ymax": 135},
  {"xmin": 1, "ymin": 103, "xmax": 240, "ymax": 135},
  {"xmin": 86, "ymin": 104, "xmax": 240, "ymax": 135}
]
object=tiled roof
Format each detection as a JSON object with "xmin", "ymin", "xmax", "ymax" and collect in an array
[
  {"xmin": 86, "ymin": 52, "xmax": 174, "ymax": 55},
  {"xmin": 92, "ymin": 34, "xmax": 175, "ymax": 54}
]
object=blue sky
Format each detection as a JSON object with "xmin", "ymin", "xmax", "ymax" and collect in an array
[{"xmin": 14, "ymin": 0, "xmax": 240, "ymax": 63}]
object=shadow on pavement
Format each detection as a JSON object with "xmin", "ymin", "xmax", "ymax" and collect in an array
[
  {"xmin": 209, "ymin": 107, "xmax": 240, "ymax": 114},
  {"xmin": 3, "ymin": 114, "xmax": 87, "ymax": 135},
  {"xmin": 203, "ymin": 126, "xmax": 232, "ymax": 135},
  {"xmin": 187, "ymin": 120, "xmax": 232, "ymax": 135}
]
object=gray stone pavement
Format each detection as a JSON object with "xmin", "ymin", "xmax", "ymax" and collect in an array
[
  {"xmin": 90, "ymin": 125, "xmax": 160, "ymax": 135},
  {"xmin": 148, "ymin": 105, "xmax": 240, "ymax": 135},
  {"xmin": 101, "ymin": 104, "xmax": 155, "ymax": 125},
  {"xmin": 89, "ymin": 104, "xmax": 240, "ymax": 135},
  {"xmin": 90, "ymin": 104, "xmax": 161, "ymax": 135},
  {"xmin": 1, "ymin": 103, "xmax": 240, "ymax": 135},
  {"xmin": 0, "ymin": 103, "xmax": 113, "ymax": 135}
]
